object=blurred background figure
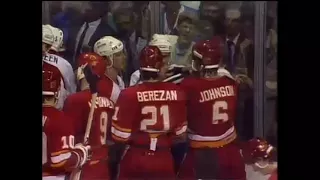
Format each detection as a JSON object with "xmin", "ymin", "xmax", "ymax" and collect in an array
[
  {"xmin": 51, "ymin": 2, "xmax": 87, "ymax": 60},
  {"xmin": 161, "ymin": 1, "xmax": 181, "ymax": 35},
  {"xmin": 265, "ymin": 1, "xmax": 277, "ymax": 144},
  {"xmin": 63, "ymin": 1, "xmax": 117, "ymax": 69},
  {"xmin": 169, "ymin": 11, "xmax": 197, "ymax": 72},
  {"xmin": 112, "ymin": 3, "xmax": 148, "ymax": 86},
  {"xmin": 221, "ymin": 6, "xmax": 255, "ymax": 141},
  {"xmin": 198, "ymin": 2, "xmax": 225, "ymax": 40}
]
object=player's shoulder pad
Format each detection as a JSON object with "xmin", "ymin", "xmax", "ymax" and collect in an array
[
  {"xmin": 64, "ymin": 91, "xmax": 88, "ymax": 106},
  {"xmin": 52, "ymin": 109, "xmax": 74, "ymax": 129},
  {"xmin": 131, "ymin": 70, "xmax": 140, "ymax": 78},
  {"xmin": 118, "ymin": 86, "xmax": 138, "ymax": 100},
  {"xmin": 180, "ymin": 76, "xmax": 195, "ymax": 86},
  {"xmin": 163, "ymin": 73, "xmax": 184, "ymax": 84}
]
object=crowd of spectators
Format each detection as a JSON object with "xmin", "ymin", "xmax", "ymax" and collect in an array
[{"xmin": 42, "ymin": 1, "xmax": 277, "ymax": 146}]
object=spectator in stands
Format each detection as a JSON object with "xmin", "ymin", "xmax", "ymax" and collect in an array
[
  {"xmin": 222, "ymin": 8, "xmax": 254, "ymax": 141},
  {"xmin": 162, "ymin": 1, "xmax": 184, "ymax": 35},
  {"xmin": 198, "ymin": 2, "xmax": 225, "ymax": 39},
  {"xmin": 113, "ymin": 7, "xmax": 148, "ymax": 86},
  {"xmin": 169, "ymin": 14, "xmax": 197, "ymax": 72},
  {"xmin": 64, "ymin": 1, "xmax": 117, "ymax": 69},
  {"xmin": 265, "ymin": 14, "xmax": 277, "ymax": 145},
  {"xmin": 51, "ymin": 2, "xmax": 85, "ymax": 58},
  {"xmin": 223, "ymin": 8, "xmax": 254, "ymax": 78}
]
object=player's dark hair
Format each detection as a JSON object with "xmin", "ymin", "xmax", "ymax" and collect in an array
[
  {"xmin": 202, "ymin": 68, "xmax": 218, "ymax": 78},
  {"xmin": 140, "ymin": 70, "xmax": 159, "ymax": 81}
]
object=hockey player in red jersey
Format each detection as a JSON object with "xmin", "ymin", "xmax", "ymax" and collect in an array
[
  {"xmin": 242, "ymin": 138, "xmax": 278, "ymax": 180},
  {"xmin": 43, "ymin": 24, "xmax": 76, "ymax": 110},
  {"xmin": 111, "ymin": 45, "xmax": 187, "ymax": 179},
  {"xmin": 42, "ymin": 63, "xmax": 90, "ymax": 180},
  {"xmin": 63, "ymin": 53, "xmax": 115, "ymax": 180},
  {"xmin": 76, "ymin": 52, "xmax": 122, "ymax": 102},
  {"xmin": 178, "ymin": 39, "xmax": 246, "ymax": 180}
]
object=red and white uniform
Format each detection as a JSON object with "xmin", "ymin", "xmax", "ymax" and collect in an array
[
  {"xmin": 42, "ymin": 63, "xmax": 89, "ymax": 180},
  {"xmin": 178, "ymin": 38, "xmax": 246, "ymax": 180},
  {"xmin": 64, "ymin": 90, "xmax": 115, "ymax": 180},
  {"xmin": 112, "ymin": 83, "xmax": 187, "ymax": 179},
  {"xmin": 75, "ymin": 53, "xmax": 122, "ymax": 103},
  {"xmin": 181, "ymin": 76, "xmax": 238, "ymax": 148},
  {"xmin": 242, "ymin": 138, "xmax": 278, "ymax": 180},
  {"xmin": 64, "ymin": 53, "xmax": 117, "ymax": 180},
  {"xmin": 42, "ymin": 106, "xmax": 79, "ymax": 179},
  {"xmin": 112, "ymin": 46, "xmax": 188, "ymax": 179},
  {"xmin": 43, "ymin": 53, "xmax": 76, "ymax": 109}
]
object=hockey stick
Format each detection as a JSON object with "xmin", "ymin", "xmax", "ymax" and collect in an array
[
  {"xmin": 69, "ymin": 64, "xmax": 98, "ymax": 180},
  {"xmin": 83, "ymin": 92, "xmax": 97, "ymax": 144}
]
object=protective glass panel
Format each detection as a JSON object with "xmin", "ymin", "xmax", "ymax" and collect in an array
[{"xmin": 160, "ymin": 1, "xmax": 256, "ymax": 141}]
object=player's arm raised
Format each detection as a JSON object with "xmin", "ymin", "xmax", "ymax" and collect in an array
[{"xmin": 48, "ymin": 119, "xmax": 90, "ymax": 172}]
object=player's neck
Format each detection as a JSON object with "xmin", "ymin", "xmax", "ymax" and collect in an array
[{"xmin": 106, "ymin": 68, "xmax": 118, "ymax": 84}]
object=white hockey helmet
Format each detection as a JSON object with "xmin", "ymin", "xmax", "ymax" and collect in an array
[
  {"xmin": 52, "ymin": 28, "xmax": 64, "ymax": 52},
  {"xmin": 166, "ymin": 35, "xmax": 178, "ymax": 46},
  {"xmin": 46, "ymin": 25, "xmax": 64, "ymax": 52},
  {"xmin": 149, "ymin": 34, "xmax": 172, "ymax": 54},
  {"xmin": 94, "ymin": 36, "xmax": 124, "ymax": 65},
  {"xmin": 42, "ymin": 25, "xmax": 54, "ymax": 45}
]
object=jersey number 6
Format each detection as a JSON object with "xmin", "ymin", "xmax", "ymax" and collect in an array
[{"xmin": 212, "ymin": 101, "xmax": 229, "ymax": 124}]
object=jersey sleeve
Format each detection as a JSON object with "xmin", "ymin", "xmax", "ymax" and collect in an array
[
  {"xmin": 129, "ymin": 70, "xmax": 140, "ymax": 86},
  {"xmin": 63, "ymin": 96, "xmax": 80, "ymax": 120},
  {"xmin": 111, "ymin": 89, "xmax": 139, "ymax": 143},
  {"xmin": 173, "ymin": 91, "xmax": 188, "ymax": 137},
  {"xmin": 110, "ymin": 83, "xmax": 121, "ymax": 103},
  {"xmin": 47, "ymin": 116, "xmax": 80, "ymax": 171},
  {"xmin": 63, "ymin": 96, "xmax": 86, "ymax": 143},
  {"xmin": 55, "ymin": 80, "xmax": 68, "ymax": 110},
  {"xmin": 61, "ymin": 59, "xmax": 76, "ymax": 94}
]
